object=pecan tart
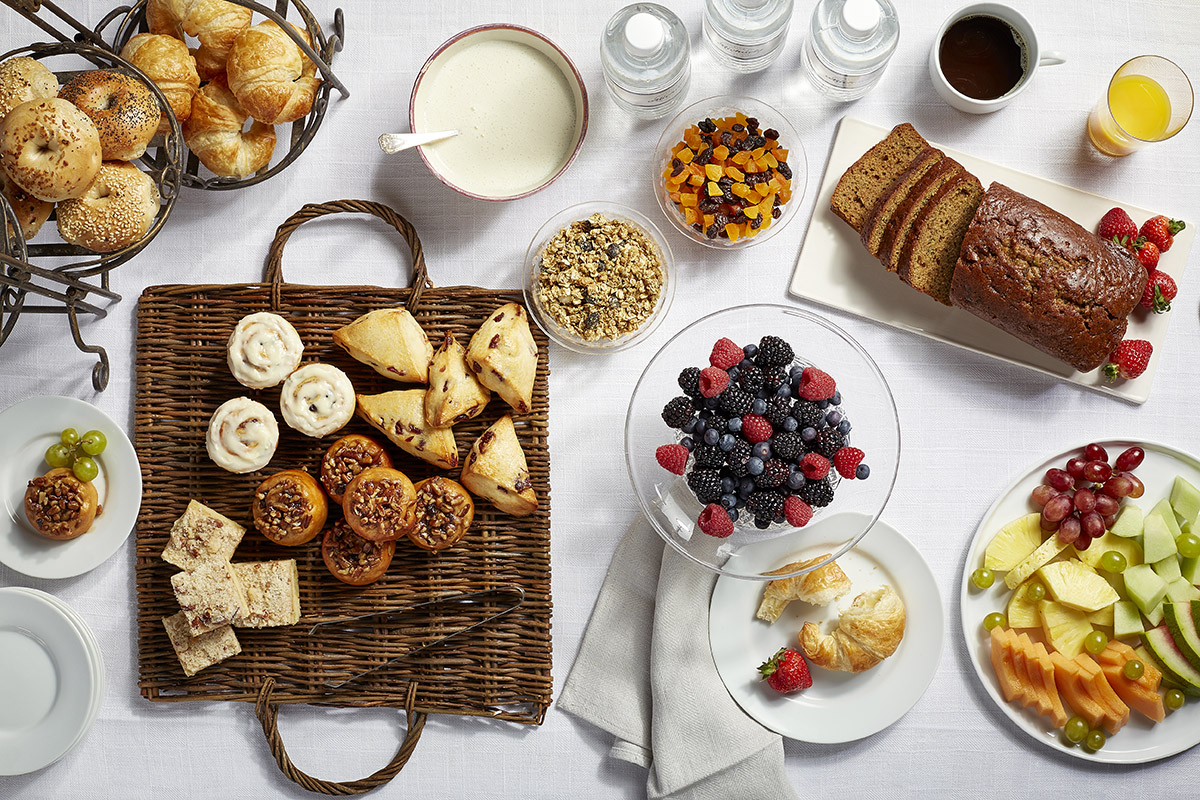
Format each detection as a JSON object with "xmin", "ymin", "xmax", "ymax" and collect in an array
[
  {"xmin": 321, "ymin": 518, "xmax": 395, "ymax": 586},
  {"xmin": 251, "ymin": 469, "xmax": 328, "ymax": 546},
  {"xmin": 409, "ymin": 476, "xmax": 474, "ymax": 552},
  {"xmin": 342, "ymin": 466, "xmax": 417, "ymax": 542},
  {"xmin": 24, "ymin": 467, "xmax": 99, "ymax": 539},
  {"xmin": 320, "ymin": 434, "xmax": 393, "ymax": 505}
]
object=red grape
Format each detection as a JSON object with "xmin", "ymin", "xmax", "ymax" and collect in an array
[
  {"xmin": 1085, "ymin": 443, "xmax": 1109, "ymax": 462},
  {"xmin": 1040, "ymin": 516, "xmax": 1061, "ymax": 532},
  {"xmin": 1102, "ymin": 475, "xmax": 1133, "ymax": 499},
  {"xmin": 1066, "ymin": 457, "xmax": 1087, "ymax": 479},
  {"xmin": 1058, "ymin": 515, "xmax": 1082, "ymax": 544},
  {"xmin": 1046, "ymin": 468, "xmax": 1075, "ymax": 492},
  {"xmin": 1095, "ymin": 494, "xmax": 1120, "ymax": 516},
  {"xmin": 1103, "ymin": 514, "xmax": 1117, "ymax": 529},
  {"xmin": 1124, "ymin": 473, "xmax": 1145, "ymax": 499},
  {"xmin": 1044, "ymin": 494, "xmax": 1073, "ymax": 523},
  {"xmin": 1031, "ymin": 484, "xmax": 1059, "ymax": 507},
  {"xmin": 1115, "ymin": 447, "xmax": 1145, "ymax": 472},
  {"xmin": 1084, "ymin": 460, "xmax": 1113, "ymax": 483},
  {"xmin": 1081, "ymin": 511, "xmax": 1105, "ymax": 538},
  {"xmin": 1075, "ymin": 533, "xmax": 1093, "ymax": 550},
  {"xmin": 1074, "ymin": 488, "xmax": 1097, "ymax": 513}
]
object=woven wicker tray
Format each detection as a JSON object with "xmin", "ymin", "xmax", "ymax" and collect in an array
[{"xmin": 133, "ymin": 200, "xmax": 552, "ymax": 793}]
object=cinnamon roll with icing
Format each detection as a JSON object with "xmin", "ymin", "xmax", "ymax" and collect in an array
[
  {"xmin": 226, "ymin": 311, "xmax": 303, "ymax": 389},
  {"xmin": 279, "ymin": 363, "xmax": 355, "ymax": 438},
  {"xmin": 206, "ymin": 397, "xmax": 279, "ymax": 473}
]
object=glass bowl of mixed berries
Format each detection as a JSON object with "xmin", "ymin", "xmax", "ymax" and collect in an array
[{"xmin": 625, "ymin": 304, "xmax": 900, "ymax": 580}]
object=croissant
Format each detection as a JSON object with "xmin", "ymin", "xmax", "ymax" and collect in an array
[
  {"xmin": 226, "ymin": 20, "xmax": 320, "ymax": 125},
  {"xmin": 183, "ymin": 75, "xmax": 275, "ymax": 178},
  {"xmin": 800, "ymin": 585, "xmax": 906, "ymax": 673},
  {"xmin": 146, "ymin": 0, "xmax": 252, "ymax": 81},
  {"xmin": 120, "ymin": 33, "xmax": 200, "ymax": 134},
  {"xmin": 756, "ymin": 554, "xmax": 851, "ymax": 623}
]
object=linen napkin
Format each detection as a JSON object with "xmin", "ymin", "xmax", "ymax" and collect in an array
[{"xmin": 559, "ymin": 517, "xmax": 800, "ymax": 800}]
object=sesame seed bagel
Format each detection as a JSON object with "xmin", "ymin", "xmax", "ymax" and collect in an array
[
  {"xmin": 56, "ymin": 161, "xmax": 159, "ymax": 252},
  {"xmin": 0, "ymin": 97, "xmax": 101, "ymax": 202},
  {"xmin": 0, "ymin": 168, "xmax": 52, "ymax": 240},
  {"xmin": 58, "ymin": 70, "xmax": 158, "ymax": 161},
  {"xmin": 0, "ymin": 56, "xmax": 58, "ymax": 119}
]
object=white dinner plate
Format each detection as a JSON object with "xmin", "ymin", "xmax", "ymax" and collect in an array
[
  {"xmin": 788, "ymin": 116, "xmax": 1194, "ymax": 405},
  {"xmin": 961, "ymin": 439, "xmax": 1200, "ymax": 763},
  {"xmin": 0, "ymin": 396, "xmax": 142, "ymax": 579},
  {"xmin": 710, "ymin": 515, "xmax": 943, "ymax": 743},
  {"xmin": 0, "ymin": 587, "xmax": 99, "ymax": 775}
]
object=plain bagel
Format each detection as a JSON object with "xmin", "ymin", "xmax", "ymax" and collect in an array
[
  {"xmin": 59, "ymin": 70, "xmax": 159, "ymax": 161},
  {"xmin": 0, "ymin": 97, "xmax": 101, "ymax": 202},
  {"xmin": 56, "ymin": 161, "xmax": 160, "ymax": 252}
]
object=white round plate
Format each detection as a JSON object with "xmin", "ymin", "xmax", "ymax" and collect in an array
[
  {"xmin": 0, "ymin": 396, "xmax": 141, "ymax": 579},
  {"xmin": 710, "ymin": 514, "xmax": 943, "ymax": 743},
  {"xmin": 961, "ymin": 439, "xmax": 1200, "ymax": 764},
  {"xmin": 0, "ymin": 587, "xmax": 99, "ymax": 775}
]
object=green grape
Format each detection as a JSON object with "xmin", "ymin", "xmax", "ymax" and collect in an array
[
  {"xmin": 983, "ymin": 612, "xmax": 1006, "ymax": 631},
  {"xmin": 1177, "ymin": 532, "xmax": 1200, "ymax": 560},
  {"xmin": 72, "ymin": 456, "xmax": 99, "ymax": 483},
  {"xmin": 971, "ymin": 567, "xmax": 995, "ymax": 589},
  {"xmin": 1084, "ymin": 729, "xmax": 1106, "ymax": 752},
  {"xmin": 79, "ymin": 430, "xmax": 107, "ymax": 456},
  {"xmin": 1026, "ymin": 582, "xmax": 1046, "ymax": 602},
  {"xmin": 60, "ymin": 427, "xmax": 80, "ymax": 446},
  {"xmin": 45, "ymin": 443, "xmax": 72, "ymax": 468},
  {"xmin": 1166, "ymin": 689, "xmax": 1186, "ymax": 711},
  {"xmin": 1099, "ymin": 551, "xmax": 1127, "ymax": 574},
  {"xmin": 1064, "ymin": 716, "xmax": 1088, "ymax": 744},
  {"xmin": 1123, "ymin": 659, "xmax": 1145, "ymax": 681},
  {"xmin": 1084, "ymin": 631, "xmax": 1109, "ymax": 655}
]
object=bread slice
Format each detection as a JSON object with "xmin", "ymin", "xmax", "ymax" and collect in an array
[
  {"xmin": 898, "ymin": 173, "xmax": 984, "ymax": 304},
  {"xmin": 355, "ymin": 389, "xmax": 458, "ymax": 470},
  {"xmin": 460, "ymin": 415, "xmax": 538, "ymax": 517},
  {"xmin": 830, "ymin": 123, "xmax": 929, "ymax": 233},
  {"xmin": 880, "ymin": 158, "xmax": 964, "ymax": 273},
  {"xmin": 333, "ymin": 308, "xmax": 433, "ymax": 384},
  {"xmin": 466, "ymin": 303, "xmax": 538, "ymax": 415},
  {"xmin": 424, "ymin": 331, "xmax": 490, "ymax": 427},
  {"xmin": 860, "ymin": 147, "xmax": 943, "ymax": 258}
]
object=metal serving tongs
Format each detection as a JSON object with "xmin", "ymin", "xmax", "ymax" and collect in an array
[{"xmin": 308, "ymin": 585, "xmax": 525, "ymax": 689}]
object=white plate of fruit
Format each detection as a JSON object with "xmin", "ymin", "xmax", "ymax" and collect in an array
[{"xmin": 961, "ymin": 440, "xmax": 1200, "ymax": 763}]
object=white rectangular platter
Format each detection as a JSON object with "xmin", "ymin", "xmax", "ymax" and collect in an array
[{"xmin": 788, "ymin": 116, "xmax": 1194, "ymax": 405}]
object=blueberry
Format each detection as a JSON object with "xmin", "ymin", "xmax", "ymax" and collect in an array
[
  {"xmin": 704, "ymin": 397, "xmax": 719, "ymax": 409},
  {"xmin": 837, "ymin": 420, "xmax": 852, "ymax": 434},
  {"xmin": 680, "ymin": 436, "xmax": 694, "ymax": 451},
  {"xmin": 747, "ymin": 457, "xmax": 764, "ymax": 475},
  {"xmin": 703, "ymin": 428, "xmax": 719, "ymax": 445},
  {"xmin": 720, "ymin": 493, "xmax": 737, "ymax": 509},
  {"xmin": 738, "ymin": 477, "xmax": 755, "ymax": 497},
  {"xmin": 721, "ymin": 476, "xmax": 736, "ymax": 493},
  {"xmin": 754, "ymin": 517, "xmax": 771, "ymax": 530},
  {"xmin": 727, "ymin": 367, "xmax": 740, "ymax": 381},
  {"xmin": 776, "ymin": 384, "xmax": 792, "ymax": 398},
  {"xmin": 692, "ymin": 418, "xmax": 706, "ymax": 435},
  {"xmin": 817, "ymin": 399, "xmax": 830, "ymax": 409},
  {"xmin": 727, "ymin": 417, "xmax": 743, "ymax": 433},
  {"xmin": 801, "ymin": 426, "xmax": 817, "ymax": 442},
  {"xmin": 856, "ymin": 463, "xmax": 871, "ymax": 480},
  {"xmin": 826, "ymin": 410, "xmax": 843, "ymax": 426},
  {"xmin": 787, "ymin": 471, "xmax": 806, "ymax": 491},
  {"xmin": 756, "ymin": 389, "xmax": 771, "ymax": 399},
  {"xmin": 738, "ymin": 358, "xmax": 754, "ymax": 370},
  {"xmin": 743, "ymin": 344, "xmax": 758, "ymax": 358},
  {"xmin": 681, "ymin": 417, "xmax": 697, "ymax": 434},
  {"xmin": 719, "ymin": 433, "xmax": 737, "ymax": 452},
  {"xmin": 774, "ymin": 515, "xmax": 785, "ymax": 524},
  {"xmin": 789, "ymin": 365, "xmax": 804, "ymax": 380},
  {"xmin": 751, "ymin": 399, "xmax": 767, "ymax": 415},
  {"xmin": 752, "ymin": 442, "xmax": 771, "ymax": 460},
  {"xmin": 831, "ymin": 390, "xmax": 842, "ymax": 405},
  {"xmin": 728, "ymin": 508, "xmax": 740, "ymax": 522},
  {"xmin": 782, "ymin": 417, "xmax": 798, "ymax": 432}
]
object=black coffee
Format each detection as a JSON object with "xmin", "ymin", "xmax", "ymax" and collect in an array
[{"xmin": 939, "ymin": 15, "xmax": 1027, "ymax": 100}]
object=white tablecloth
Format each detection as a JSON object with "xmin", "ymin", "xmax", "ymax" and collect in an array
[{"xmin": 2, "ymin": 0, "xmax": 1198, "ymax": 796}]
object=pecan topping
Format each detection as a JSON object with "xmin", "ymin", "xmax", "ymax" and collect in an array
[
  {"xmin": 349, "ymin": 478, "xmax": 412, "ymax": 531},
  {"xmin": 326, "ymin": 520, "xmax": 387, "ymax": 575},
  {"xmin": 256, "ymin": 479, "xmax": 313, "ymax": 535},
  {"xmin": 411, "ymin": 477, "xmax": 472, "ymax": 551},
  {"xmin": 25, "ymin": 473, "xmax": 85, "ymax": 534},
  {"xmin": 321, "ymin": 437, "xmax": 389, "ymax": 500}
]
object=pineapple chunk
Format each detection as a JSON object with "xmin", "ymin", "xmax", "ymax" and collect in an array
[
  {"xmin": 985, "ymin": 513, "xmax": 1044, "ymax": 571},
  {"xmin": 1038, "ymin": 561, "xmax": 1120, "ymax": 612},
  {"xmin": 1006, "ymin": 535, "xmax": 1071, "ymax": 590},
  {"xmin": 1087, "ymin": 604, "xmax": 1115, "ymax": 627},
  {"xmin": 1007, "ymin": 580, "xmax": 1045, "ymax": 628},
  {"xmin": 1040, "ymin": 600, "xmax": 1093, "ymax": 658},
  {"xmin": 1078, "ymin": 531, "xmax": 1143, "ymax": 571}
]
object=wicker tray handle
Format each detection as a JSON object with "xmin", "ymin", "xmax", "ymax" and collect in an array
[
  {"xmin": 255, "ymin": 678, "xmax": 427, "ymax": 795},
  {"xmin": 264, "ymin": 199, "xmax": 434, "ymax": 310}
]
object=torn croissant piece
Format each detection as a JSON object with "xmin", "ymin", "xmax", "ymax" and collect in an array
[
  {"xmin": 755, "ymin": 554, "xmax": 852, "ymax": 623},
  {"xmin": 466, "ymin": 302, "xmax": 538, "ymax": 415},
  {"xmin": 425, "ymin": 331, "xmax": 491, "ymax": 427},
  {"xmin": 355, "ymin": 389, "xmax": 458, "ymax": 470},
  {"xmin": 460, "ymin": 415, "xmax": 538, "ymax": 517},
  {"xmin": 334, "ymin": 307, "xmax": 433, "ymax": 384},
  {"xmin": 800, "ymin": 585, "xmax": 907, "ymax": 673}
]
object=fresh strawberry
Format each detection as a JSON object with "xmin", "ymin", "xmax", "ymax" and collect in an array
[
  {"xmin": 708, "ymin": 337, "xmax": 743, "ymax": 370},
  {"xmin": 832, "ymin": 447, "xmax": 865, "ymax": 479},
  {"xmin": 698, "ymin": 367, "xmax": 730, "ymax": 398},
  {"xmin": 783, "ymin": 495, "xmax": 813, "ymax": 527},
  {"xmin": 655, "ymin": 444, "xmax": 689, "ymax": 475},
  {"xmin": 697, "ymin": 504, "xmax": 734, "ymax": 538},
  {"xmin": 1138, "ymin": 215, "xmax": 1185, "ymax": 253},
  {"xmin": 758, "ymin": 647, "xmax": 812, "ymax": 694},
  {"xmin": 799, "ymin": 452, "xmax": 830, "ymax": 480},
  {"xmin": 1097, "ymin": 207, "xmax": 1138, "ymax": 251},
  {"xmin": 741, "ymin": 414, "xmax": 773, "ymax": 443},
  {"xmin": 1104, "ymin": 339, "xmax": 1153, "ymax": 381},
  {"xmin": 797, "ymin": 367, "xmax": 836, "ymax": 401},
  {"xmin": 1140, "ymin": 269, "xmax": 1177, "ymax": 313},
  {"xmin": 1133, "ymin": 237, "xmax": 1160, "ymax": 271}
]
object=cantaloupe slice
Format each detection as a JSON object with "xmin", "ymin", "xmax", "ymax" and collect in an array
[
  {"xmin": 1029, "ymin": 640, "xmax": 1068, "ymax": 727},
  {"xmin": 990, "ymin": 626, "xmax": 1024, "ymax": 703},
  {"xmin": 1101, "ymin": 663, "xmax": 1166, "ymax": 722},
  {"xmin": 1011, "ymin": 633, "xmax": 1042, "ymax": 710},
  {"xmin": 1050, "ymin": 651, "xmax": 1108, "ymax": 730},
  {"xmin": 1074, "ymin": 654, "xmax": 1130, "ymax": 734}
]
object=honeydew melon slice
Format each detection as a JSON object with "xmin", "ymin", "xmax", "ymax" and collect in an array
[
  {"xmin": 1154, "ymin": 556, "xmax": 1184, "ymax": 584},
  {"xmin": 1181, "ymin": 555, "xmax": 1200, "ymax": 585},
  {"xmin": 1113, "ymin": 601, "xmax": 1144, "ymax": 640},
  {"xmin": 1150, "ymin": 499, "xmax": 1183, "ymax": 541},
  {"xmin": 1110, "ymin": 504, "xmax": 1144, "ymax": 538},
  {"xmin": 1087, "ymin": 605, "xmax": 1115, "ymax": 627},
  {"xmin": 1124, "ymin": 564, "xmax": 1168, "ymax": 616},
  {"xmin": 1143, "ymin": 514, "xmax": 1178, "ymax": 564},
  {"xmin": 1146, "ymin": 601, "xmax": 1166, "ymax": 627},
  {"xmin": 1170, "ymin": 477, "xmax": 1200, "ymax": 527}
]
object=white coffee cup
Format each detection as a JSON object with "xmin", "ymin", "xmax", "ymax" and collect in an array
[{"xmin": 929, "ymin": 2, "xmax": 1066, "ymax": 114}]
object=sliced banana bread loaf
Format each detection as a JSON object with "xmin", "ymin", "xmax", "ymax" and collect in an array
[
  {"xmin": 898, "ymin": 173, "xmax": 984, "ymax": 305},
  {"xmin": 860, "ymin": 148, "xmax": 945, "ymax": 258},
  {"xmin": 879, "ymin": 158, "xmax": 964, "ymax": 273},
  {"xmin": 831, "ymin": 123, "xmax": 929, "ymax": 233},
  {"xmin": 949, "ymin": 182, "xmax": 1147, "ymax": 372}
]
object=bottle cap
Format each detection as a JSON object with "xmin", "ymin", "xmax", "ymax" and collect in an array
[
  {"xmin": 841, "ymin": 0, "xmax": 881, "ymax": 36},
  {"xmin": 625, "ymin": 12, "xmax": 666, "ymax": 58}
]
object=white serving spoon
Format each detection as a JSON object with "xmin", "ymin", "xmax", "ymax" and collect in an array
[{"xmin": 378, "ymin": 130, "xmax": 458, "ymax": 154}]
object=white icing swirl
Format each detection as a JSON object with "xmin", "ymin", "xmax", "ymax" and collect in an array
[
  {"xmin": 280, "ymin": 363, "xmax": 355, "ymax": 438},
  {"xmin": 227, "ymin": 312, "xmax": 304, "ymax": 389},
  {"xmin": 206, "ymin": 397, "xmax": 279, "ymax": 473}
]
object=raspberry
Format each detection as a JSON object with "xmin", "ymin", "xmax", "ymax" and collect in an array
[
  {"xmin": 763, "ymin": 396, "xmax": 792, "ymax": 426},
  {"xmin": 655, "ymin": 444, "xmax": 689, "ymax": 475},
  {"xmin": 783, "ymin": 496, "xmax": 813, "ymax": 528},
  {"xmin": 798, "ymin": 367, "xmax": 836, "ymax": 401},
  {"xmin": 772, "ymin": 431, "xmax": 803, "ymax": 461},
  {"xmin": 747, "ymin": 490, "xmax": 784, "ymax": 521},
  {"xmin": 741, "ymin": 414, "xmax": 773, "ymax": 443},
  {"xmin": 694, "ymin": 444, "xmax": 725, "ymax": 468},
  {"xmin": 698, "ymin": 504, "xmax": 734, "ymax": 537},
  {"xmin": 661, "ymin": 396, "xmax": 695, "ymax": 428},
  {"xmin": 738, "ymin": 365, "xmax": 765, "ymax": 395},
  {"xmin": 755, "ymin": 458, "xmax": 789, "ymax": 489},
  {"xmin": 791, "ymin": 400, "xmax": 823, "ymax": 429},
  {"xmin": 699, "ymin": 367, "xmax": 730, "ymax": 398},
  {"xmin": 686, "ymin": 468, "xmax": 723, "ymax": 503},
  {"xmin": 709, "ymin": 337, "xmax": 743, "ymax": 370},
  {"xmin": 718, "ymin": 386, "xmax": 753, "ymax": 417},
  {"xmin": 677, "ymin": 367, "xmax": 702, "ymax": 398},
  {"xmin": 799, "ymin": 453, "xmax": 830, "ymax": 480},
  {"xmin": 755, "ymin": 335, "xmax": 794, "ymax": 368},
  {"xmin": 815, "ymin": 428, "xmax": 845, "ymax": 458},
  {"xmin": 798, "ymin": 479, "xmax": 834, "ymax": 508},
  {"xmin": 832, "ymin": 447, "xmax": 865, "ymax": 479}
]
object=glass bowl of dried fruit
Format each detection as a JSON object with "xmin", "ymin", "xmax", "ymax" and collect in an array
[
  {"xmin": 653, "ymin": 96, "xmax": 807, "ymax": 249},
  {"xmin": 523, "ymin": 201, "xmax": 676, "ymax": 353}
]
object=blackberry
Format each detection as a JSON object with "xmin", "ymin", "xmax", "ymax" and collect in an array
[
  {"xmin": 725, "ymin": 439, "xmax": 752, "ymax": 476},
  {"xmin": 763, "ymin": 396, "xmax": 792, "ymax": 427},
  {"xmin": 762, "ymin": 367, "xmax": 787, "ymax": 394},
  {"xmin": 754, "ymin": 459, "xmax": 789, "ymax": 489},
  {"xmin": 798, "ymin": 478, "xmax": 835, "ymax": 508},
  {"xmin": 738, "ymin": 365, "xmax": 765, "ymax": 395},
  {"xmin": 677, "ymin": 367, "xmax": 702, "ymax": 398},
  {"xmin": 815, "ymin": 428, "xmax": 846, "ymax": 458},
  {"xmin": 687, "ymin": 468, "xmax": 724, "ymax": 503},
  {"xmin": 693, "ymin": 444, "xmax": 725, "ymax": 469},
  {"xmin": 792, "ymin": 400, "xmax": 824, "ymax": 430},
  {"xmin": 772, "ymin": 431, "xmax": 803, "ymax": 462},
  {"xmin": 661, "ymin": 396, "xmax": 695, "ymax": 429},
  {"xmin": 746, "ymin": 490, "xmax": 784, "ymax": 521},
  {"xmin": 718, "ymin": 385, "xmax": 753, "ymax": 417},
  {"xmin": 755, "ymin": 335, "xmax": 795, "ymax": 368},
  {"xmin": 704, "ymin": 412, "xmax": 729, "ymax": 434}
]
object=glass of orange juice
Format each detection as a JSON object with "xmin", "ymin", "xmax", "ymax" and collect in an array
[{"xmin": 1088, "ymin": 55, "xmax": 1193, "ymax": 157}]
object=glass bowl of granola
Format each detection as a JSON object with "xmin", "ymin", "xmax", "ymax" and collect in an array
[{"xmin": 523, "ymin": 201, "xmax": 675, "ymax": 353}]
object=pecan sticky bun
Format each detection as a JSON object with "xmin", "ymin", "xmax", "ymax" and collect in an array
[
  {"xmin": 342, "ymin": 466, "xmax": 416, "ymax": 542},
  {"xmin": 320, "ymin": 434, "xmax": 393, "ymax": 505},
  {"xmin": 24, "ymin": 468, "xmax": 99, "ymax": 539},
  {"xmin": 321, "ymin": 518, "xmax": 395, "ymax": 586},
  {"xmin": 251, "ymin": 469, "xmax": 328, "ymax": 546},
  {"xmin": 408, "ymin": 476, "xmax": 474, "ymax": 552}
]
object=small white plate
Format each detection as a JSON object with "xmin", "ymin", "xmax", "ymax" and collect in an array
[
  {"xmin": 788, "ymin": 116, "xmax": 1193, "ymax": 405},
  {"xmin": 0, "ymin": 396, "xmax": 141, "ymax": 579},
  {"xmin": 0, "ymin": 587, "xmax": 99, "ymax": 775},
  {"xmin": 961, "ymin": 440, "xmax": 1200, "ymax": 763},
  {"xmin": 709, "ymin": 515, "xmax": 944, "ymax": 743}
]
